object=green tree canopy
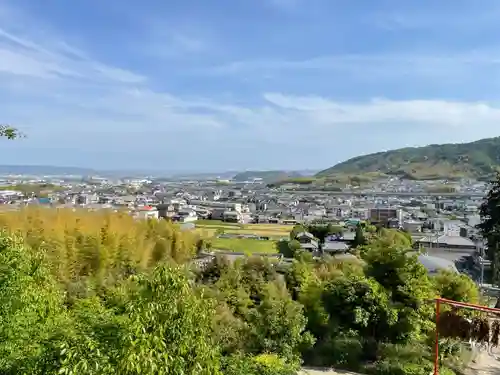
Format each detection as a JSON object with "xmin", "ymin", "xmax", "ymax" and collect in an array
[
  {"xmin": 433, "ymin": 270, "xmax": 479, "ymax": 304},
  {"xmin": 57, "ymin": 265, "xmax": 222, "ymax": 375},
  {"xmin": 0, "ymin": 233, "xmax": 69, "ymax": 374},
  {"xmin": 478, "ymin": 173, "xmax": 500, "ymax": 283},
  {"xmin": 353, "ymin": 225, "xmax": 367, "ymax": 247}
]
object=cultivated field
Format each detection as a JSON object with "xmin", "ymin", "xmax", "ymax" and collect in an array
[
  {"xmin": 193, "ymin": 220, "xmax": 292, "ymax": 253},
  {"xmin": 211, "ymin": 237, "xmax": 278, "ymax": 253}
]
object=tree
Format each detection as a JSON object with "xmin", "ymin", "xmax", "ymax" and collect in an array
[
  {"xmin": 320, "ymin": 275, "xmax": 397, "ymax": 363},
  {"xmin": 307, "ymin": 225, "xmax": 330, "ymax": 244},
  {"xmin": 352, "ymin": 225, "xmax": 367, "ymax": 247},
  {"xmin": 373, "ymin": 228, "xmax": 412, "ymax": 248},
  {"xmin": 197, "ymin": 255, "xmax": 231, "ymax": 284},
  {"xmin": 290, "ymin": 224, "xmax": 307, "ymax": 240},
  {"xmin": 245, "ymin": 282, "xmax": 314, "ymax": 363},
  {"xmin": 433, "ymin": 270, "xmax": 479, "ymax": 303},
  {"xmin": 0, "ymin": 125, "xmax": 22, "ymax": 139},
  {"xmin": 365, "ymin": 224, "xmax": 377, "ymax": 234},
  {"xmin": 284, "ymin": 259, "xmax": 318, "ymax": 300},
  {"xmin": 363, "ymin": 246, "xmax": 435, "ymax": 342},
  {"xmin": 478, "ymin": 173, "xmax": 500, "ymax": 283},
  {"xmin": 276, "ymin": 239, "xmax": 302, "ymax": 259},
  {"xmin": 222, "ymin": 354, "xmax": 297, "ymax": 375},
  {"xmin": 57, "ymin": 265, "xmax": 222, "ymax": 375},
  {"xmin": 0, "ymin": 232, "xmax": 69, "ymax": 374}
]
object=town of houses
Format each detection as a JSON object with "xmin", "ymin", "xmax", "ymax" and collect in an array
[{"xmin": 0, "ymin": 174, "xmax": 492, "ymax": 284}]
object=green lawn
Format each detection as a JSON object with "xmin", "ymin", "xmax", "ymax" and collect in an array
[
  {"xmin": 211, "ymin": 238, "xmax": 278, "ymax": 253},
  {"xmin": 194, "ymin": 219, "xmax": 243, "ymax": 228}
]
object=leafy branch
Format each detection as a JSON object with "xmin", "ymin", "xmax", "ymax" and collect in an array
[{"xmin": 0, "ymin": 125, "xmax": 24, "ymax": 139}]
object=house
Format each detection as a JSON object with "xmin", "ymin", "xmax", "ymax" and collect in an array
[
  {"xmin": 417, "ymin": 254, "xmax": 459, "ymax": 275},
  {"xmin": 133, "ymin": 206, "xmax": 159, "ymax": 220},
  {"xmin": 295, "ymin": 231, "xmax": 319, "ymax": 252},
  {"xmin": 323, "ymin": 241, "xmax": 349, "ymax": 254},
  {"xmin": 403, "ymin": 220, "xmax": 423, "ymax": 233},
  {"xmin": 369, "ymin": 207, "xmax": 402, "ymax": 225},
  {"xmin": 228, "ymin": 190, "xmax": 242, "ymax": 198},
  {"xmin": 211, "ymin": 208, "xmax": 226, "ymax": 220},
  {"xmin": 223, "ymin": 210, "xmax": 242, "ymax": 223},
  {"xmin": 415, "ymin": 234, "xmax": 477, "ymax": 252},
  {"xmin": 189, "ymin": 200, "xmax": 242, "ymax": 212},
  {"xmin": 328, "ymin": 231, "xmax": 356, "ymax": 244},
  {"xmin": 156, "ymin": 203, "xmax": 176, "ymax": 219},
  {"xmin": 387, "ymin": 218, "xmax": 400, "ymax": 229},
  {"xmin": 174, "ymin": 208, "xmax": 198, "ymax": 223},
  {"xmin": 75, "ymin": 193, "xmax": 99, "ymax": 205}
]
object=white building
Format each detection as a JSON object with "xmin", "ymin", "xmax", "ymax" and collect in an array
[{"xmin": 133, "ymin": 206, "xmax": 159, "ymax": 220}]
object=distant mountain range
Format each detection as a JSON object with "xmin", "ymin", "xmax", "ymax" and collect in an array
[
  {"xmin": 0, "ymin": 165, "xmax": 159, "ymax": 178},
  {"xmin": 232, "ymin": 170, "xmax": 318, "ymax": 182},
  {"xmin": 0, "ymin": 165, "xmax": 319, "ymax": 181},
  {"xmin": 0, "ymin": 165, "xmax": 99, "ymax": 176},
  {"xmin": 316, "ymin": 136, "xmax": 500, "ymax": 180}
]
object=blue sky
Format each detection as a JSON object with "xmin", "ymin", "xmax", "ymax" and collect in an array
[{"xmin": 2, "ymin": 0, "xmax": 500, "ymax": 172}]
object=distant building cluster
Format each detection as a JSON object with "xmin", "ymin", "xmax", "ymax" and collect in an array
[{"xmin": 0, "ymin": 173, "xmax": 489, "ymax": 281}]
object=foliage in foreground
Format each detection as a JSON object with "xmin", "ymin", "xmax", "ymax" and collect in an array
[
  {"xmin": 0, "ymin": 208, "xmax": 482, "ymax": 374},
  {"xmin": 0, "ymin": 124, "xmax": 22, "ymax": 139}
]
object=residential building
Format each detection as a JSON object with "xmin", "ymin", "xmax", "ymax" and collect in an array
[
  {"xmin": 295, "ymin": 231, "xmax": 319, "ymax": 252},
  {"xmin": 369, "ymin": 207, "xmax": 402, "ymax": 225},
  {"xmin": 133, "ymin": 206, "xmax": 159, "ymax": 220}
]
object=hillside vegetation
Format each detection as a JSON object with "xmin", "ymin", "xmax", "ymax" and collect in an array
[{"xmin": 317, "ymin": 136, "xmax": 500, "ymax": 180}]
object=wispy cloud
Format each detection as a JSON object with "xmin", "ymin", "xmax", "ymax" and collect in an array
[
  {"xmin": 2, "ymin": 0, "xmax": 500, "ymax": 170},
  {"xmin": 133, "ymin": 12, "xmax": 213, "ymax": 60},
  {"xmin": 0, "ymin": 26, "xmax": 146, "ymax": 83},
  {"xmin": 200, "ymin": 51, "xmax": 500, "ymax": 96},
  {"xmin": 263, "ymin": 93, "xmax": 500, "ymax": 128},
  {"xmin": 373, "ymin": 6, "xmax": 500, "ymax": 32},
  {"xmin": 206, "ymin": 51, "xmax": 500, "ymax": 76},
  {"xmin": 170, "ymin": 33, "xmax": 206, "ymax": 53}
]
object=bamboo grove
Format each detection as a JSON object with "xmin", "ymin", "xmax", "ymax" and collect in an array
[
  {"xmin": 0, "ymin": 207, "xmax": 200, "ymax": 295},
  {"xmin": 0, "ymin": 206, "xmax": 485, "ymax": 375}
]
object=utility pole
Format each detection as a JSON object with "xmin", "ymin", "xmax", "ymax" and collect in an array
[
  {"xmin": 478, "ymin": 240, "xmax": 484, "ymax": 286},
  {"xmin": 495, "ymin": 241, "xmax": 499, "ymax": 287},
  {"xmin": 429, "ymin": 224, "xmax": 433, "ymax": 253}
]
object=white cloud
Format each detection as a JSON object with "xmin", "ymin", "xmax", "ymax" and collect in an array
[
  {"xmin": 0, "ymin": 25, "xmax": 146, "ymax": 83},
  {"xmin": 263, "ymin": 93, "xmax": 500, "ymax": 128},
  {"xmin": 2, "ymin": 1, "xmax": 500, "ymax": 170},
  {"xmin": 206, "ymin": 52, "xmax": 500, "ymax": 80}
]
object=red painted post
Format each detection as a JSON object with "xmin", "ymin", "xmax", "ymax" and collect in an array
[
  {"xmin": 431, "ymin": 297, "xmax": 500, "ymax": 375},
  {"xmin": 434, "ymin": 298, "xmax": 440, "ymax": 375}
]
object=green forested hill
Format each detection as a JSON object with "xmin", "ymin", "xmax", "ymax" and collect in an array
[{"xmin": 316, "ymin": 136, "xmax": 500, "ymax": 180}]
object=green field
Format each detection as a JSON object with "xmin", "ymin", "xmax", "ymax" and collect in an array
[
  {"xmin": 193, "ymin": 220, "xmax": 291, "ymax": 253},
  {"xmin": 211, "ymin": 237, "xmax": 278, "ymax": 253},
  {"xmin": 194, "ymin": 221, "xmax": 291, "ymax": 238}
]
